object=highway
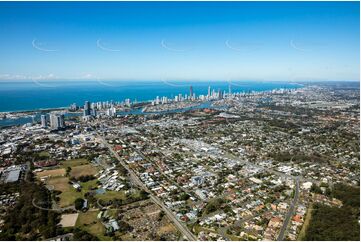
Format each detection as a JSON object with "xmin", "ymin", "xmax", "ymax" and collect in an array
[
  {"xmin": 97, "ymin": 135, "xmax": 197, "ymax": 241},
  {"xmin": 277, "ymin": 178, "xmax": 300, "ymax": 241}
]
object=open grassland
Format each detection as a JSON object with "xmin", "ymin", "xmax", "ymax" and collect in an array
[
  {"xmin": 76, "ymin": 211, "xmax": 111, "ymax": 241},
  {"xmin": 45, "ymin": 177, "xmax": 98, "ymax": 207},
  {"xmin": 36, "ymin": 168, "xmax": 65, "ymax": 178},
  {"xmin": 59, "ymin": 187, "xmax": 83, "ymax": 207},
  {"xmin": 47, "ymin": 177, "xmax": 70, "ymax": 192},
  {"xmin": 70, "ymin": 164, "xmax": 98, "ymax": 178},
  {"xmin": 297, "ymin": 204, "xmax": 313, "ymax": 240},
  {"xmin": 95, "ymin": 190, "xmax": 126, "ymax": 201},
  {"xmin": 158, "ymin": 223, "xmax": 177, "ymax": 236},
  {"xmin": 193, "ymin": 224, "xmax": 217, "ymax": 235},
  {"xmin": 60, "ymin": 158, "xmax": 89, "ymax": 168},
  {"xmin": 38, "ymin": 151, "xmax": 50, "ymax": 158}
]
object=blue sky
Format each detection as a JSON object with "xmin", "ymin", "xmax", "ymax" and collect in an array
[{"xmin": 0, "ymin": 1, "xmax": 359, "ymax": 81}]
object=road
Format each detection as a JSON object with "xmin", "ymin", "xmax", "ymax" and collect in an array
[
  {"xmin": 98, "ymin": 135, "xmax": 197, "ymax": 241},
  {"xmin": 125, "ymin": 140, "xmax": 203, "ymax": 201},
  {"xmin": 224, "ymin": 152, "xmax": 318, "ymax": 184},
  {"xmin": 32, "ymin": 198, "xmax": 75, "ymax": 212},
  {"xmin": 277, "ymin": 178, "xmax": 300, "ymax": 241},
  {"xmin": 177, "ymin": 137, "xmax": 314, "ymax": 185}
]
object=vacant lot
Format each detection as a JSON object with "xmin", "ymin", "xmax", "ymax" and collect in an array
[
  {"xmin": 59, "ymin": 213, "xmax": 79, "ymax": 227},
  {"xmin": 158, "ymin": 223, "xmax": 177, "ymax": 235},
  {"xmin": 70, "ymin": 164, "xmax": 98, "ymax": 178},
  {"xmin": 36, "ymin": 168, "xmax": 65, "ymax": 178},
  {"xmin": 120, "ymin": 201, "xmax": 179, "ymax": 240}
]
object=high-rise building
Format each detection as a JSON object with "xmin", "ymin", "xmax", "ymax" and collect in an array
[
  {"xmin": 208, "ymin": 86, "xmax": 211, "ymax": 98},
  {"xmin": 50, "ymin": 112, "xmax": 65, "ymax": 130},
  {"xmin": 41, "ymin": 115, "xmax": 47, "ymax": 128},
  {"xmin": 69, "ymin": 103, "xmax": 77, "ymax": 111},
  {"xmin": 106, "ymin": 107, "xmax": 116, "ymax": 117},
  {"xmin": 91, "ymin": 109, "xmax": 97, "ymax": 117},
  {"xmin": 218, "ymin": 89, "xmax": 223, "ymax": 99},
  {"xmin": 57, "ymin": 114, "xmax": 65, "ymax": 128},
  {"xmin": 189, "ymin": 86, "xmax": 193, "ymax": 99},
  {"xmin": 83, "ymin": 101, "xmax": 91, "ymax": 116}
]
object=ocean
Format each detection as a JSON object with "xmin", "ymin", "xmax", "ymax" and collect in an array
[{"xmin": 0, "ymin": 80, "xmax": 301, "ymax": 113}]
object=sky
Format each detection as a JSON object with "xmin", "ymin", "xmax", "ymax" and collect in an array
[{"xmin": 0, "ymin": 1, "xmax": 359, "ymax": 82}]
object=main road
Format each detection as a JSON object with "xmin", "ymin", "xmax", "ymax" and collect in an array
[
  {"xmin": 97, "ymin": 135, "xmax": 197, "ymax": 241},
  {"xmin": 277, "ymin": 178, "xmax": 300, "ymax": 241}
]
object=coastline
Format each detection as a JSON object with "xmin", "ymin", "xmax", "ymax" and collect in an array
[
  {"xmin": 0, "ymin": 83, "xmax": 305, "ymax": 127},
  {"xmin": 0, "ymin": 80, "xmax": 304, "ymax": 114}
]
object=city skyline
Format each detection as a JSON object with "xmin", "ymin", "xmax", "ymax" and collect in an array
[{"xmin": 0, "ymin": 1, "xmax": 359, "ymax": 82}]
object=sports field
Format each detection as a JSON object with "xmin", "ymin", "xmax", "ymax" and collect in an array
[
  {"xmin": 35, "ymin": 168, "xmax": 65, "ymax": 178},
  {"xmin": 70, "ymin": 164, "xmax": 98, "ymax": 178}
]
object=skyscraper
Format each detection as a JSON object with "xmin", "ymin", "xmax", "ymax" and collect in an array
[
  {"xmin": 41, "ymin": 114, "xmax": 47, "ymax": 128},
  {"xmin": 84, "ymin": 101, "xmax": 91, "ymax": 116},
  {"xmin": 208, "ymin": 85, "xmax": 211, "ymax": 98},
  {"xmin": 218, "ymin": 89, "xmax": 223, "ymax": 99},
  {"xmin": 190, "ymin": 86, "xmax": 193, "ymax": 99},
  {"xmin": 50, "ymin": 112, "xmax": 65, "ymax": 130},
  {"xmin": 57, "ymin": 114, "xmax": 65, "ymax": 128}
]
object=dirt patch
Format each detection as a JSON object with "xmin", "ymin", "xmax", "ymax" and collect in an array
[
  {"xmin": 158, "ymin": 223, "xmax": 177, "ymax": 235},
  {"xmin": 59, "ymin": 213, "xmax": 79, "ymax": 227}
]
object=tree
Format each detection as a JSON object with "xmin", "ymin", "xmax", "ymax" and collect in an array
[
  {"xmin": 0, "ymin": 181, "xmax": 60, "ymax": 240},
  {"xmin": 139, "ymin": 190, "xmax": 149, "ymax": 199},
  {"xmin": 310, "ymin": 184, "xmax": 322, "ymax": 194},
  {"xmin": 179, "ymin": 193, "xmax": 190, "ymax": 201},
  {"xmin": 73, "ymin": 228, "xmax": 98, "ymax": 241},
  {"xmin": 66, "ymin": 167, "xmax": 72, "ymax": 176},
  {"xmin": 74, "ymin": 198, "xmax": 85, "ymax": 210},
  {"xmin": 158, "ymin": 211, "xmax": 165, "ymax": 221}
]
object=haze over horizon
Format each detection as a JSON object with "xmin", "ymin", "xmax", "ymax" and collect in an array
[{"xmin": 0, "ymin": 1, "xmax": 359, "ymax": 82}]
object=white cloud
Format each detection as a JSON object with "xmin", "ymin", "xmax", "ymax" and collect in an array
[{"xmin": 0, "ymin": 73, "xmax": 58, "ymax": 80}]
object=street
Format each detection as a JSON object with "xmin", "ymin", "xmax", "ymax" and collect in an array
[
  {"xmin": 277, "ymin": 178, "xmax": 300, "ymax": 241},
  {"xmin": 97, "ymin": 134, "xmax": 197, "ymax": 241}
]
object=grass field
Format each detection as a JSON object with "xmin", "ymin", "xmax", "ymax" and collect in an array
[
  {"xmin": 297, "ymin": 204, "xmax": 313, "ymax": 240},
  {"xmin": 60, "ymin": 158, "xmax": 89, "ymax": 168},
  {"xmin": 39, "ymin": 151, "xmax": 50, "ymax": 158},
  {"xmin": 81, "ymin": 179, "xmax": 98, "ymax": 191},
  {"xmin": 36, "ymin": 168, "xmax": 65, "ymax": 178},
  {"xmin": 70, "ymin": 164, "xmax": 98, "ymax": 178},
  {"xmin": 158, "ymin": 224, "xmax": 177, "ymax": 236},
  {"xmin": 95, "ymin": 190, "xmax": 126, "ymax": 201},
  {"xmin": 76, "ymin": 211, "xmax": 111, "ymax": 240},
  {"xmin": 44, "ymin": 177, "xmax": 98, "ymax": 207},
  {"xmin": 193, "ymin": 224, "xmax": 217, "ymax": 235},
  {"xmin": 47, "ymin": 177, "xmax": 70, "ymax": 192},
  {"xmin": 59, "ymin": 187, "xmax": 83, "ymax": 207}
]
